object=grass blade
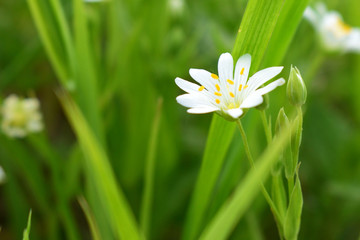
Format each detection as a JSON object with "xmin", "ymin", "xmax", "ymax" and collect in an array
[
  {"xmin": 22, "ymin": 210, "xmax": 32, "ymax": 240},
  {"xmin": 140, "ymin": 97, "xmax": 163, "ymax": 237},
  {"xmin": 199, "ymin": 119, "xmax": 297, "ymax": 240},
  {"xmin": 58, "ymin": 91, "xmax": 141, "ymax": 240},
  {"xmin": 78, "ymin": 196, "xmax": 102, "ymax": 240},
  {"xmin": 262, "ymin": 0, "xmax": 311, "ymax": 67}
]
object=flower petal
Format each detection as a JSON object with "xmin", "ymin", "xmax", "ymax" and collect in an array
[
  {"xmin": 255, "ymin": 78, "xmax": 285, "ymax": 95},
  {"xmin": 240, "ymin": 93, "xmax": 263, "ymax": 109},
  {"xmin": 218, "ymin": 52, "xmax": 234, "ymax": 81},
  {"xmin": 176, "ymin": 94, "xmax": 212, "ymax": 108},
  {"xmin": 304, "ymin": 7, "xmax": 319, "ymax": 28},
  {"xmin": 345, "ymin": 28, "xmax": 360, "ymax": 53},
  {"xmin": 175, "ymin": 77, "xmax": 201, "ymax": 94},
  {"xmin": 234, "ymin": 54, "xmax": 251, "ymax": 86},
  {"xmin": 189, "ymin": 69, "xmax": 217, "ymax": 92},
  {"xmin": 246, "ymin": 66, "xmax": 283, "ymax": 92},
  {"xmin": 187, "ymin": 107, "xmax": 219, "ymax": 114},
  {"xmin": 226, "ymin": 108, "xmax": 244, "ymax": 119}
]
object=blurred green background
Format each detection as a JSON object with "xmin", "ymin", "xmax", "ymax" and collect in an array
[{"xmin": 0, "ymin": 0, "xmax": 360, "ymax": 239}]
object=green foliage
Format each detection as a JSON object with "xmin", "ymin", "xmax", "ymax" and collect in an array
[
  {"xmin": 22, "ymin": 210, "xmax": 32, "ymax": 240},
  {"xmin": 1, "ymin": 0, "xmax": 360, "ymax": 239},
  {"xmin": 284, "ymin": 173, "xmax": 303, "ymax": 240},
  {"xmin": 199, "ymin": 119, "xmax": 298, "ymax": 240},
  {"xmin": 59, "ymin": 92, "xmax": 141, "ymax": 240}
]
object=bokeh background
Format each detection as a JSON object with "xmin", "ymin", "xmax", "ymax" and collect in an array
[{"xmin": 0, "ymin": 0, "xmax": 359, "ymax": 239}]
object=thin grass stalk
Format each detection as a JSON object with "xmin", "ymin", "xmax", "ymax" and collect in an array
[
  {"xmin": 26, "ymin": 0, "xmax": 68, "ymax": 84},
  {"xmin": 235, "ymin": 120, "xmax": 283, "ymax": 231},
  {"xmin": 140, "ymin": 97, "xmax": 163, "ymax": 237},
  {"xmin": 260, "ymin": 110, "xmax": 272, "ymax": 144},
  {"xmin": 48, "ymin": 0, "xmax": 76, "ymax": 77},
  {"xmin": 78, "ymin": 196, "xmax": 102, "ymax": 240}
]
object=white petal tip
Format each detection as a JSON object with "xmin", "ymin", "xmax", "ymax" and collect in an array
[
  {"xmin": 277, "ymin": 78, "xmax": 286, "ymax": 85},
  {"xmin": 187, "ymin": 107, "xmax": 218, "ymax": 114},
  {"xmin": 227, "ymin": 108, "xmax": 244, "ymax": 119}
]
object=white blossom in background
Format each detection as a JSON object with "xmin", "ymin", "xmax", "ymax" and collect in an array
[
  {"xmin": 175, "ymin": 53, "xmax": 285, "ymax": 121},
  {"xmin": 168, "ymin": 0, "xmax": 184, "ymax": 16},
  {"xmin": 1, "ymin": 94, "xmax": 43, "ymax": 138},
  {"xmin": 304, "ymin": 3, "xmax": 360, "ymax": 53},
  {"xmin": 0, "ymin": 166, "xmax": 6, "ymax": 184}
]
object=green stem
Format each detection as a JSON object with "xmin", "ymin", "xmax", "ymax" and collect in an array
[
  {"xmin": 292, "ymin": 107, "xmax": 303, "ymax": 171},
  {"xmin": 260, "ymin": 110, "xmax": 272, "ymax": 144},
  {"xmin": 287, "ymin": 176, "xmax": 294, "ymax": 197},
  {"xmin": 304, "ymin": 49, "xmax": 326, "ymax": 84},
  {"xmin": 236, "ymin": 120, "xmax": 284, "ymax": 237},
  {"xmin": 140, "ymin": 98, "xmax": 163, "ymax": 237}
]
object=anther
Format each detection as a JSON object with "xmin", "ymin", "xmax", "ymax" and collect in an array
[{"xmin": 211, "ymin": 73, "xmax": 219, "ymax": 79}]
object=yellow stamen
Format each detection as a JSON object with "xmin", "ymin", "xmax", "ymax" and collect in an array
[
  {"xmin": 238, "ymin": 84, "xmax": 243, "ymax": 91},
  {"xmin": 214, "ymin": 92, "xmax": 222, "ymax": 96},
  {"xmin": 211, "ymin": 73, "xmax": 219, "ymax": 79},
  {"xmin": 240, "ymin": 68, "xmax": 245, "ymax": 75},
  {"xmin": 337, "ymin": 19, "xmax": 351, "ymax": 33},
  {"xmin": 244, "ymin": 85, "xmax": 248, "ymax": 89},
  {"xmin": 198, "ymin": 86, "xmax": 205, "ymax": 91},
  {"xmin": 229, "ymin": 92, "xmax": 235, "ymax": 98},
  {"xmin": 227, "ymin": 103, "xmax": 236, "ymax": 109},
  {"xmin": 215, "ymin": 99, "xmax": 220, "ymax": 104},
  {"xmin": 215, "ymin": 84, "xmax": 220, "ymax": 91},
  {"xmin": 227, "ymin": 79, "xmax": 234, "ymax": 85}
]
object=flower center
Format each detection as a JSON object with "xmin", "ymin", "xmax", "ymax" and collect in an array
[
  {"xmin": 333, "ymin": 17, "xmax": 352, "ymax": 37},
  {"xmin": 226, "ymin": 102, "xmax": 240, "ymax": 109}
]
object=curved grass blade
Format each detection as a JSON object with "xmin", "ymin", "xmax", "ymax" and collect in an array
[{"xmin": 58, "ymin": 91, "xmax": 142, "ymax": 240}]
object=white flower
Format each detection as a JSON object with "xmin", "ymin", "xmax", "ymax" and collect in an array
[
  {"xmin": 175, "ymin": 53, "xmax": 285, "ymax": 120},
  {"xmin": 168, "ymin": 0, "xmax": 184, "ymax": 16},
  {"xmin": 0, "ymin": 166, "xmax": 6, "ymax": 184},
  {"xmin": 1, "ymin": 94, "xmax": 44, "ymax": 138},
  {"xmin": 304, "ymin": 3, "xmax": 360, "ymax": 53}
]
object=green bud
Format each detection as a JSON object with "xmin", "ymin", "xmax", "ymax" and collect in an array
[
  {"xmin": 275, "ymin": 107, "xmax": 289, "ymax": 135},
  {"xmin": 287, "ymin": 66, "xmax": 307, "ymax": 106},
  {"xmin": 275, "ymin": 108, "xmax": 293, "ymax": 179},
  {"xmin": 256, "ymin": 93, "xmax": 269, "ymax": 111}
]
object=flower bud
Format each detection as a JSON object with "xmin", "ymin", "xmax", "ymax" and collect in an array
[
  {"xmin": 287, "ymin": 66, "xmax": 307, "ymax": 106},
  {"xmin": 275, "ymin": 107, "xmax": 289, "ymax": 135},
  {"xmin": 275, "ymin": 108, "xmax": 293, "ymax": 178}
]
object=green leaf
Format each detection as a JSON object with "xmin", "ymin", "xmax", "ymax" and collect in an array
[
  {"xmin": 284, "ymin": 173, "xmax": 303, "ymax": 240},
  {"xmin": 26, "ymin": 0, "xmax": 69, "ymax": 85},
  {"xmin": 271, "ymin": 173, "xmax": 288, "ymax": 221},
  {"xmin": 199, "ymin": 118, "xmax": 298, "ymax": 240},
  {"xmin": 22, "ymin": 210, "xmax": 32, "ymax": 240},
  {"xmin": 58, "ymin": 92, "xmax": 142, "ymax": 240},
  {"xmin": 73, "ymin": 0, "xmax": 103, "ymax": 142},
  {"xmin": 183, "ymin": 0, "xmax": 285, "ymax": 239},
  {"xmin": 78, "ymin": 196, "xmax": 102, "ymax": 240},
  {"xmin": 262, "ymin": 0, "xmax": 311, "ymax": 66}
]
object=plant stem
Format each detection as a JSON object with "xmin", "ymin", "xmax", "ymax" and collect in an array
[
  {"xmin": 260, "ymin": 110, "xmax": 272, "ymax": 144},
  {"xmin": 236, "ymin": 119, "xmax": 284, "ymax": 238},
  {"xmin": 140, "ymin": 98, "xmax": 163, "ymax": 237}
]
